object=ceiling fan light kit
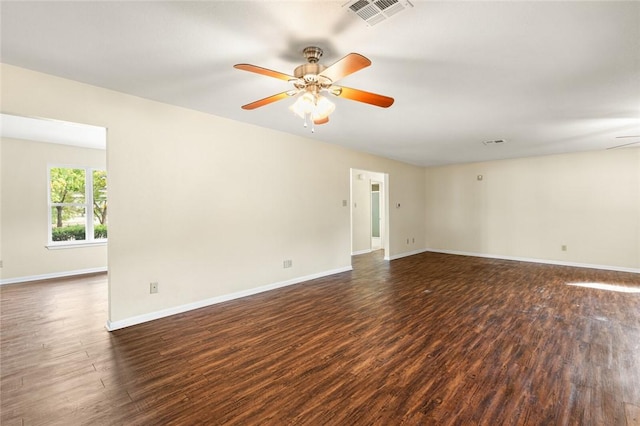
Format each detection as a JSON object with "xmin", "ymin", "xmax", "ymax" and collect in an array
[
  {"xmin": 234, "ymin": 46, "xmax": 394, "ymax": 132},
  {"xmin": 288, "ymin": 92, "xmax": 336, "ymax": 132}
]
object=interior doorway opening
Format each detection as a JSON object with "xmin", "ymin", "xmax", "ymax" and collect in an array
[
  {"xmin": 371, "ymin": 182, "xmax": 382, "ymax": 250},
  {"xmin": 0, "ymin": 113, "xmax": 109, "ymax": 318},
  {"xmin": 350, "ymin": 169, "xmax": 389, "ymax": 259}
]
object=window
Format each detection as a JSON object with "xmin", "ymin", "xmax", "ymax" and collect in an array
[{"xmin": 48, "ymin": 166, "xmax": 107, "ymax": 246}]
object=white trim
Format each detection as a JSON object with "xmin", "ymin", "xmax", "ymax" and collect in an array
[
  {"xmin": 388, "ymin": 248, "xmax": 429, "ymax": 261},
  {"xmin": 423, "ymin": 248, "xmax": 640, "ymax": 274},
  {"xmin": 48, "ymin": 165, "xmax": 107, "ymax": 246},
  {"xmin": 352, "ymin": 249, "xmax": 372, "ymax": 256},
  {"xmin": 0, "ymin": 267, "xmax": 108, "ymax": 285},
  {"xmin": 105, "ymin": 265, "xmax": 353, "ymax": 331},
  {"xmin": 46, "ymin": 241, "xmax": 107, "ymax": 250},
  {"xmin": 0, "ymin": 113, "xmax": 107, "ymax": 150}
]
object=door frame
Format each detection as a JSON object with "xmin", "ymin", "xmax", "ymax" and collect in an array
[{"xmin": 350, "ymin": 168, "xmax": 390, "ymax": 258}]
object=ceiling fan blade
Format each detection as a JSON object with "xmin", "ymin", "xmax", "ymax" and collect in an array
[
  {"xmin": 333, "ymin": 86, "xmax": 394, "ymax": 108},
  {"xmin": 615, "ymin": 135, "xmax": 640, "ymax": 138},
  {"xmin": 320, "ymin": 53, "xmax": 371, "ymax": 83},
  {"xmin": 607, "ymin": 141, "xmax": 640, "ymax": 150},
  {"xmin": 234, "ymin": 64, "xmax": 295, "ymax": 81},
  {"xmin": 241, "ymin": 91, "xmax": 293, "ymax": 110}
]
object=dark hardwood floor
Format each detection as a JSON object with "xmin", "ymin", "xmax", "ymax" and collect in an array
[{"xmin": 2, "ymin": 251, "xmax": 640, "ymax": 425}]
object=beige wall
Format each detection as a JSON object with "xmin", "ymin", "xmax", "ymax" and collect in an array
[
  {"xmin": 6, "ymin": 63, "xmax": 632, "ymax": 329},
  {"xmin": 424, "ymin": 149, "xmax": 640, "ymax": 270},
  {"xmin": 1, "ymin": 64, "xmax": 426, "ymax": 327},
  {"xmin": 0, "ymin": 137, "xmax": 107, "ymax": 282}
]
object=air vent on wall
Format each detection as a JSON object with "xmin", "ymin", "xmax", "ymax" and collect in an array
[
  {"xmin": 343, "ymin": 0, "xmax": 414, "ymax": 26},
  {"xmin": 482, "ymin": 139, "xmax": 507, "ymax": 146}
]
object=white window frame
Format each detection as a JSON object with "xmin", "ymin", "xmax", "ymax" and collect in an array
[{"xmin": 47, "ymin": 165, "xmax": 107, "ymax": 249}]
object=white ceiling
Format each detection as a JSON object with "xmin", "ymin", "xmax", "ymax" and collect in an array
[{"xmin": 1, "ymin": 1, "xmax": 638, "ymax": 166}]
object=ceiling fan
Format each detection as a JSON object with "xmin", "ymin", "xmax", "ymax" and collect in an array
[
  {"xmin": 234, "ymin": 46, "xmax": 394, "ymax": 131},
  {"xmin": 607, "ymin": 135, "xmax": 640, "ymax": 150}
]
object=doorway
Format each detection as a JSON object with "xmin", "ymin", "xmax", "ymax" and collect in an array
[
  {"xmin": 371, "ymin": 182, "xmax": 382, "ymax": 250},
  {"xmin": 350, "ymin": 169, "xmax": 389, "ymax": 258},
  {"xmin": 0, "ymin": 113, "xmax": 108, "ymax": 311}
]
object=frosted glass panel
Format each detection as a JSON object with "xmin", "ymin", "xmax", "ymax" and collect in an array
[{"xmin": 372, "ymin": 191, "xmax": 380, "ymax": 238}]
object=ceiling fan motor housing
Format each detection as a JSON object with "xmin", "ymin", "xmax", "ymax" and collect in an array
[
  {"xmin": 294, "ymin": 47, "xmax": 333, "ymax": 87},
  {"xmin": 294, "ymin": 63, "xmax": 328, "ymax": 82}
]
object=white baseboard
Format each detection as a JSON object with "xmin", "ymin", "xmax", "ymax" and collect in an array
[
  {"xmin": 0, "ymin": 267, "xmax": 108, "ymax": 285},
  {"xmin": 423, "ymin": 248, "xmax": 640, "ymax": 274},
  {"xmin": 352, "ymin": 249, "xmax": 372, "ymax": 256},
  {"xmin": 106, "ymin": 265, "xmax": 353, "ymax": 331},
  {"xmin": 388, "ymin": 248, "xmax": 429, "ymax": 261}
]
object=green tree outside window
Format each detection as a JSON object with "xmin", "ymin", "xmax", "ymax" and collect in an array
[{"xmin": 49, "ymin": 167, "xmax": 107, "ymax": 243}]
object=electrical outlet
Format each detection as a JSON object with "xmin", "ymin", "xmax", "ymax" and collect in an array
[
  {"xmin": 412, "ymin": 238, "xmax": 415, "ymax": 243},
  {"xmin": 283, "ymin": 260, "xmax": 293, "ymax": 268},
  {"xmin": 150, "ymin": 282, "xmax": 159, "ymax": 294},
  {"xmin": 406, "ymin": 238, "xmax": 410, "ymax": 244}
]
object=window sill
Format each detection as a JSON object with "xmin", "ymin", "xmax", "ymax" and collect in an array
[{"xmin": 46, "ymin": 241, "xmax": 107, "ymax": 250}]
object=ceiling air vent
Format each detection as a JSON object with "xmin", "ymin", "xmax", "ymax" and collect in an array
[
  {"xmin": 482, "ymin": 139, "xmax": 507, "ymax": 146},
  {"xmin": 344, "ymin": 0, "xmax": 414, "ymax": 26}
]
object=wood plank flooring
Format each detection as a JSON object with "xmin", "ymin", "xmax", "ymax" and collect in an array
[{"xmin": 2, "ymin": 251, "xmax": 640, "ymax": 425}]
